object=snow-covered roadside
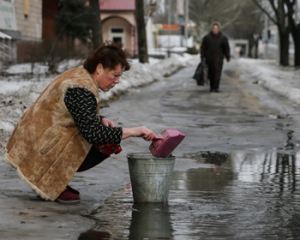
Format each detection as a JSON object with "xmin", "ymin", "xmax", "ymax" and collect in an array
[
  {"xmin": 100, "ymin": 53, "xmax": 197, "ymax": 100},
  {"xmin": 1, "ymin": 53, "xmax": 197, "ymax": 100},
  {"xmin": 238, "ymin": 58, "xmax": 300, "ymax": 105}
]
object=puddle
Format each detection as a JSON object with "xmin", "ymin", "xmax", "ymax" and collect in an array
[{"xmin": 80, "ymin": 151, "xmax": 300, "ymax": 239}]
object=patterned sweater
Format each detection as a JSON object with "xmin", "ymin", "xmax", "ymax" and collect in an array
[{"xmin": 64, "ymin": 87, "xmax": 122, "ymax": 145}]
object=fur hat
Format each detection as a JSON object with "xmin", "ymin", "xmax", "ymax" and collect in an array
[{"xmin": 211, "ymin": 22, "xmax": 221, "ymax": 29}]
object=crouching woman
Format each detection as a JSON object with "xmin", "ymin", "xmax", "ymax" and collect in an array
[{"xmin": 5, "ymin": 41, "xmax": 156, "ymax": 203}]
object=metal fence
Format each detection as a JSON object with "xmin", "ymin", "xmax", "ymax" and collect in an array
[{"xmin": 0, "ymin": 31, "xmax": 12, "ymax": 70}]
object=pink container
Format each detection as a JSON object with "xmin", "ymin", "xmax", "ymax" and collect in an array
[{"xmin": 149, "ymin": 129, "xmax": 185, "ymax": 158}]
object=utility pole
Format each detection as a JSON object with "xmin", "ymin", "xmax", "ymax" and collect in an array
[
  {"xmin": 89, "ymin": 0, "xmax": 103, "ymax": 49},
  {"xmin": 184, "ymin": 0, "xmax": 189, "ymax": 48},
  {"xmin": 296, "ymin": 0, "xmax": 299, "ymax": 23},
  {"xmin": 177, "ymin": 0, "xmax": 184, "ymax": 47},
  {"xmin": 135, "ymin": 0, "xmax": 149, "ymax": 63},
  {"xmin": 167, "ymin": 0, "xmax": 171, "ymax": 57},
  {"xmin": 263, "ymin": 0, "xmax": 269, "ymax": 59}
]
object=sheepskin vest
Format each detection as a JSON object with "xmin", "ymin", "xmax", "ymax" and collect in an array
[{"xmin": 5, "ymin": 66, "xmax": 100, "ymax": 201}]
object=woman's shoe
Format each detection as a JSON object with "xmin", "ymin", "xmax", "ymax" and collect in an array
[
  {"xmin": 66, "ymin": 185, "xmax": 80, "ymax": 195},
  {"xmin": 56, "ymin": 188, "xmax": 80, "ymax": 204}
]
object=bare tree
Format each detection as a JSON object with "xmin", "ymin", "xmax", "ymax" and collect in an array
[
  {"xmin": 284, "ymin": 0, "xmax": 300, "ymax": 67},
  {"xmin": 152, "ymin": 0, "xmax": 247, "ymax": 45},
  {"xmin": 189, "ymin": 0, "xmax": 246, "ymax": 38},
  {"xmin": 224, "ymin": 2, "xmax": 264, "ymax": 58},
  {"xmin": 152, "ymin": 0, "xmax": 177, "ymax": 24},
  {"xmin": 135, "ymin": 0, "xmax": 149, "ymax": 63},
  {"xmin": 252, "ymin": 0, "xmax": 290, "ymax": 66},
  {"xmin": 89, "ymin": 0, "xmax": 103, "ymax": 50}
]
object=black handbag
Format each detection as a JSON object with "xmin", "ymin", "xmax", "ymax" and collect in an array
[{"xmin": 193, "ymin": 61, "xmax": 207, "ymax": 86}]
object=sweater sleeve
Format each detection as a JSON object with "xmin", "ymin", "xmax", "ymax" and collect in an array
[
  {"xmin": 200, "ymin": 36, "xmax": 207, "ymax": 61},
  {"xmin": 223, "ymin": 37, "xmax": 230, "ymax": 61},
  {"xmin": 64, "ymin": 87, "xmax": 123, "ymax": 145}
]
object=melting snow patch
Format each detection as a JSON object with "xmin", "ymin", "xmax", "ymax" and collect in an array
[
  {"xmin": 0, "ymin": 120, "xmax": 15, "ymax": 132},
  {"xmin": 238, "ymin": 58, "xmax": 300, "ymax": 106}
]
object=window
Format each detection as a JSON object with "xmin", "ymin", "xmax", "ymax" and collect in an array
[
  {"xmin": 109, "ymin": 27, "xmax": 125, "ymax": 45},
  {"xmin": 111, "ymin": 28, "xmax": 124, "ymax": 33}
]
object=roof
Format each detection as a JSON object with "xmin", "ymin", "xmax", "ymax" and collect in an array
[
  {"xmin": 100, "ymin": 0, "xmax": 135, "ymax": 11},
  {"xmin": 0, "ymin": 31, "xmax": 12, "ymax": 40}
]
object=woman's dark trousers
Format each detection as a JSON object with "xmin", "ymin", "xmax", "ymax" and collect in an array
[
  {"xmin": 77, "ymin": 146, "xmax": 109, "ymax": 172},
  {"xmin": 208, "ymin": 60, "xmax": 223, "ymax": 90}
]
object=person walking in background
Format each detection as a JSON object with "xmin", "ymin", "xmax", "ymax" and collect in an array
[{"xmin": 200, "ymin": 22, "xmax": 230, "ymax": 93}]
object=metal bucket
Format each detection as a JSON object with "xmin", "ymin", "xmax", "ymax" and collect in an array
[{"xmin": 127, "ymin": 152, "xmax": 175, "ymax": 203}]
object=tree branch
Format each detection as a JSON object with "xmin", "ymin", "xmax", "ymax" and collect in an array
[
  {"xmin": 252, "ymin": 0, "xmax": 278, "ymax": 24},
  {"xmin": 277, "ymin": 0, "xmax": 289, "ymax": 28},
  {"xmin": 268, "ymin": 0, "xmax": 280, "ymax": 18},
  {"xmin": 203, "ymin": 0, "xmax": 210, "ymax": 7},
  {"xmin": 283, "ymin": 0, "xmax": 296, "ymax": 29},
  {"xmin": 221, "ymin": 8, "xmax": 243, "ymax": 29}
]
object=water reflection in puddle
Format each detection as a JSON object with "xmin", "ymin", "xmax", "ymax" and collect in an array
[{"xmin": 80, "ymin": 151, "xmax": 300, "ymax": 239}]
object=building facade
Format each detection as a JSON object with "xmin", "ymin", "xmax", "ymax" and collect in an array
[
  {"xmin": 100, "ymin": 0, "xmax": 138, "ymax": 57},
  {"xmin": 1, "ymin": 0, "xmax": 139, "ymax": 63},
  {"xmin": 0, "ymin": 0, "xmax": 42, "ymax": 63},
  {"xmin": 15, "ymin": 0, "xmax": 42, "ymax": 41}
]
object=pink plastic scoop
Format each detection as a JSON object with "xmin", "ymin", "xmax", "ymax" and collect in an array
[{"xmin": 149, "ymin": 129, "xmax": 185, "ymax": 158}]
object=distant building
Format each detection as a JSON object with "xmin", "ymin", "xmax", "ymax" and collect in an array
[
  {"xmin": 1, "ymin": 0, "xmax": 139, "ymax": 63},
  {"xmin": 153, "ymin": 23, "xmax": 196, "ymax": 49},
  {"xmin": 15, "ymin": 0, "xmax": 42, "ymax": 41},
  {"xmin": 0, "ymin": 0, "xmax": 42, "ymax": 63},
  {"xmin": 0, "ymin": 0, "xmax": 19, "ymax": 63},
  {"xmin": 42, "ymin": 0, "xmax": 58, "ymax": 42},
  {"xmin": 40, "ymin": 0, "xmax": 138, "ymax": 57},
  {"xmin": 100, "ymin": 0, "xmax": 138, "ymax": 57}
]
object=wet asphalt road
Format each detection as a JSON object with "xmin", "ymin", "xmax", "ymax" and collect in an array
[
  {"xmin": 78, "ymin": 61, "xmax": 300, "ymax": 239},
  {"xmin": 2, "ymin": 61, "xmax": 300, "ymax": 239}
]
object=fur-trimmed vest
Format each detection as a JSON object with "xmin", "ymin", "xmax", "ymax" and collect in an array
[{"xmin": 5, "ymin": 66, "xmax": 100, "ymax": 201}]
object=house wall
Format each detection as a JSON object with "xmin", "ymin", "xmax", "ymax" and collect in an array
[
  {"xmin": 0, "ymin": 0, "xmax": 20, "ymax": 63},
  {"xmin": 14, "ymin": 0, "xmax": 42, "ymax": 41},
  {"xmin": 102, "ymin": 12, "xmax": 135, "ymax": 26},
  {"xmin": 42, "ymin": 0, "xmax": 58, "ymax": 41},
  {"xmin": 101, "ymin": 11, "xmax": 137, "ymax": 56},
  {"xmin": 102, "ymin": 18, "xmax": 131, "ymax": 47}
]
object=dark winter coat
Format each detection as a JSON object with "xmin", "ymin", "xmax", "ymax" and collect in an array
[{"xmin": 200, "ymin": 31, "xmax": 230, "ymax": 64}]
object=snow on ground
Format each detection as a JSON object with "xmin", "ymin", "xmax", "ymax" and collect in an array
[
  {"xmin": 101, "ymin": 53, "xmax": 196, "ymax": 100},
  {"xmin": 0, "ymin": 53, "xmax": 197, "ymax": 104},
  {"xmin": 0, "ymin": 81, "xmax": 33, "ymax": 94},
  {"xmin": 5, "ymin": 63, "xmax": 49, "ymax": 75},
  {"xmin": 2, "ymin": 56, "xmax": 299, "ymax": 136},
  {"xmin": 238, "ymin": 58, "xmax": 300, "ymax": 105},
  {"xmin": 0, "ymin": 54, "xmax": 198, "ymax": 158}
]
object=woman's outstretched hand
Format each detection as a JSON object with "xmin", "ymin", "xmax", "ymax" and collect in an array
[
  {"xmin": 101, "ymin": 118, "xmax": 115, "ymax": 127},
  {"xmin": 122, "ymin": 126, "xmax": 157, "ymax": 141}
]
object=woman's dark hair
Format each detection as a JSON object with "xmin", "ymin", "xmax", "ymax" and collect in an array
[{"xmin": 84, "ymin": 41, "xmax": 130, "ymax": 74}]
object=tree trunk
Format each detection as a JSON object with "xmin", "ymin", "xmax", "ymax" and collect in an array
[
  {"xmin": 284, "ymin": 0, "xmax": 300, "ymax": 67},
  {"xmin": 248, "ymin": 37, "xmax": 254, "ymax": 58},
  {"xmin": 279, "ymin": 29, "xmax": 290, "ymax": 66},
  {"xmin": 295, "ymin": 31, "xmax": 300, "ymax": 67},
  {"xmin": 89, "ymin": 0, "xmax": 103, "ymax": 50},
  {"xmin": 135, "ymin": 0, "xmax": 148, "ymax": 63},
  {"xmin": 248, "ymin": 36, "xmax": 259, "ymax": 58},
  {"xmin": 290, "ymin": 26, "xmax": 300, "ymax": 67},
  {"xmin": 254, "ymin": 38, "xmax": 259, "ymax": 59}
]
